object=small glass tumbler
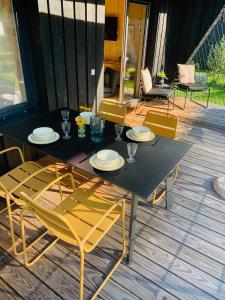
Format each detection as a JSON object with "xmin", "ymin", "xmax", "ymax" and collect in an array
[
  {"xmin": 61, "ymin": 121, "xmax": 71, "ymax": 139},
  {"xmin": 115, "ymin": 124, "xmax": 124, "ymax": 141},
  {"xmin": 90, "ymin": 115, "xmax": 104, "ymax": 143},
  {"xmin": 126, "ymin": 143, "xmax": 138, "ymax": 163},
  {"xmin": 61, "ymin": 109, "xmax": 70, "ymax": 122}
]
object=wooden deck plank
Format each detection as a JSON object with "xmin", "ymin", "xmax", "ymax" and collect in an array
[{"xmin": 0, "ymin": 277, "xmax": 22, "ymax": 300}]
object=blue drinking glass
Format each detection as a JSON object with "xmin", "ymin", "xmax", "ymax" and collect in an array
[{"xmin": 90, "ymin": 115, "xmax": 104, "ymax": 143}]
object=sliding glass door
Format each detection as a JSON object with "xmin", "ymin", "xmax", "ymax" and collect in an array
[{"xmin": 120, "ymin": 1, "xmax": 150, "ymax": 102}]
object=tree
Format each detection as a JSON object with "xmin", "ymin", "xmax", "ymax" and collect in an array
[{"xmin": 207, "ymin": 36, "xmax": 225, "ymax": 73}]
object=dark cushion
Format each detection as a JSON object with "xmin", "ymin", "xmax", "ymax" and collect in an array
[
  {"xmin": 104, "ymin": 87, "xmax": 112, "ymax": 93},
  {"xmin": 104, "ymin": 72, "xmax": 110, "ymax": 87},
  {"xmin": 145, "ymin": 88, "xmax": 173, "ymax": 98},
  {"xmin": 177, "ymin": 83, "xmax": 208, "ymax": 91},
  {"xmin": 104, "ymin": 67, "xmax": 119, "ymax": 97}
]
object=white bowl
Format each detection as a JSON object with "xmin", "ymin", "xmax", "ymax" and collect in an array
[
  {"xmin": 32, "ymin": 127, "xmax": 55, "ymax": 141},
  {"xmin": 80, "ymin": 112, "xmax": 95, "ymax": 125},
  {"xmin": 132, "ymin": 126, "xmax": 150, "ymax": 138},
  {"xmin": 95, "ymin": 149, "xmax": 119, "ymax": 167}
]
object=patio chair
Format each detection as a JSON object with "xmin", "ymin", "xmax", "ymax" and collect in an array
[
  {"xmin": 0, "ymin": 146, "xmax": 60, "ymax": 256},
  {"xmin": 20, "ymin": 172, "xmax": 126, "ymax": 300},
  {"xmin": 137, "ymin": 68, "xmax": 174, "ymax": 111},
  {"xmin": 99, "ymin": 100, "xmax": 126, "ymax": 124},
  {"xmin": 143, "ymin": 110, "xmax": 179, "ymax": 203},
  {"xmin": 173, "ymin": 64, "xmax": 210, "ymax": 109}
]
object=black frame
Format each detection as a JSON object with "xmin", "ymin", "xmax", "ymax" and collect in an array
[{"xmin": 0, "ymin": 0, "xmax": 38, "ymax": 122}]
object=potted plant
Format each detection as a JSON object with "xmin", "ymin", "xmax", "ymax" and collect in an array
[{"xmin": 157, "ymin": 71, "xmax": 168, "ymax": 85}]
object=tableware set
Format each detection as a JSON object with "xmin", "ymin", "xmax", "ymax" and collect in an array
[
  {"xmin": 28, "ymin": 109, "xmax": 154, "ymax": 171},
  {"xmin": 28, "ymin": 127, "xmax": 60, "ymax": 144}
]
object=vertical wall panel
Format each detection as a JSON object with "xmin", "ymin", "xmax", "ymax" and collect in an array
[{"xmin": 38, "ymin": 0, "xmax": 105, "ymax": 111}]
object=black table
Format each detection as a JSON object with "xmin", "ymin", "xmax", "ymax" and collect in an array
[{"xmin": 0, "ymin": 110, "xmax": 191, "ymax": 263}]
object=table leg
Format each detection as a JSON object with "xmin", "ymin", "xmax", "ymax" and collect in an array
[
  {"xmin": 127, "ymin": 193, "xmax": 138, "ymax": 264},
  {"xmin": 166, "ymin": 173, "xmax": 173, "ymax": 210}
]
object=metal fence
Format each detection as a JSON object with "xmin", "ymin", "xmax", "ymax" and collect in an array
[{"xmin": 185, "ymin": 6, "xmax": 225, "ymax": 105}]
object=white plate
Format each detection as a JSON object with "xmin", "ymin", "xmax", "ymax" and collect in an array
[
  {"xmin": 28, "ymin": 132, "xmax": 60, "ymax": 145},
  {"xmin": 89, "ymin": 154, "xmax": 125, "ymax": 171},
  {"xmin": 126, "ymin": 129, "xmax": 155, "ymax": 142}
]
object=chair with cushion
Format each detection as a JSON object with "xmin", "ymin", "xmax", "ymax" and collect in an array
[
  {"xmin": 174, "ymin": 64, "xmax": 210, "ymax": 109},
  {"xmin": 138, "ymin": 68, "xmax": 174, "ymax": 111},
  {"xmin": 20, "ymin": 172, "xmax": 126, "ymax": 300},
  {"xmin": 0, "ymin": 146, "xmax": 59, "ymax": 256},
  {"xmin": 143, "ymin": 110, "xmax": 179, "ymax": 203},
  {"xmin": 104, "ymin": 67, "xmax": 119, "ymax": 98},
  {"xmin": 98, "ymin": 100, "xmax": 126, "ymax": 124}
]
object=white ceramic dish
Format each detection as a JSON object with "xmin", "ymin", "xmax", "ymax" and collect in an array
[
  {"xmin": 126, "ymin": 129, "xmax": 155, "ymax": 142},
  {"xmin": 32, "ymin": 127, "xmax": 54, "ymax": 141},
  {"xmin": 76, "ymin": 112, "xmax": 95, "ymax": 125},
  {"xmin": 95, "ymin": 149, "xmax": 119, "ymax": 167},
  {"xmin": 89, "ymin": 154, "xmax": 125, "ymax": 171},
  {"xmin": 28, "ymin": 132, "xmax": 60, "ymax": 144},
  {"xmin": 132, "ymin": 126, "xmax": 150, "ymax": 138}
]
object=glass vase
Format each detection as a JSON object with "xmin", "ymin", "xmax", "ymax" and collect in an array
[{"xmin": 78, "ymin": 125, "xmax": 86, "ymax": 138}]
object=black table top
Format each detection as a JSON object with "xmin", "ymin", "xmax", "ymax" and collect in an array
[{"xmin": 0, "ymin": 110, "xmax": 192, "ymax": 200}]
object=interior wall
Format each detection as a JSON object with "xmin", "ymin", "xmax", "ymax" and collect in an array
[{"xmin": 104, "ymin": 0, "xmax": 125, "ymax": 62}]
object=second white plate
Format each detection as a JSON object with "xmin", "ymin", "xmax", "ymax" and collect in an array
[
  {"xmin": 89, "ymin": 154, "xmax": 125, "ymax": 171},
  {"xmin": 126, "ymin": 129, "xmax": 155, "ymax": 142},
  {"xmin": 28, "ymin": 132, "xmax": 60, "ymax": 144}
]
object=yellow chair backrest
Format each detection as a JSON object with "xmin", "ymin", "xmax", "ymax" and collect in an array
[
  {"xmin": 21, "ymin": 193, "xmax": 81, "ymax": 246},
  {"xmin": 98, "ymin": 100, "xmax": 126, "ymax": 124},
  {"xmin": 143, "ymin": 110, "xmax": 178, "ymax": 139}
]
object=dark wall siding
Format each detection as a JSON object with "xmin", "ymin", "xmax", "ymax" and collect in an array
[
  {"xmin": 146, "ymin": 0, "xmax": 225, "ymax": 80},
  {"xmin": 38, "ymin": 0, "xmax": 105, "ymax": 111}
]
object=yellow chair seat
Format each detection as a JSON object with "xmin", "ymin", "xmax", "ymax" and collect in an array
[
  {"xmin": 0, "ymin": 161, "xmax": 57, "ymax": 205},
  {"xmin": 36, "ymin": 189, "xmax": 121, "ymax": 252}
]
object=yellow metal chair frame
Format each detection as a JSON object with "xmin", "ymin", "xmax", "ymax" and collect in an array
[
  {"xmin": 99, "ymin": 100, "xmax": 126, "ymax": 124},
  {"xmin": 0, "ymin": 146, "xmax": 60, "ymax": 256},
  {"xmin": 143, "ymin": 110, "xmax": 179, "ymax": 204},
  {"xmin": 20, "ymin": 172, "xmax": 126, "ymax": 300}
]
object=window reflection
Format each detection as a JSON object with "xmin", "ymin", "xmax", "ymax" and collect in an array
[{"xmin": 0, "ymin": 0, "xmax": 26, "ymax": 110}]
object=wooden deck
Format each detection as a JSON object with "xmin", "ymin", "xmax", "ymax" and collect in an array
[{"xmin": 1, "ymin": 100, "xmax": 225, "ymax": 299}]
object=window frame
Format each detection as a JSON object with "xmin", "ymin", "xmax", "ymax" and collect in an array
[{"xmin": 0, "ymin": 0, "xmax": 39, "ymax": 122}]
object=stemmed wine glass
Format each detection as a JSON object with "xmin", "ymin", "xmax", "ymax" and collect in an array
[
  {"xmin": 126, "ymin": 143, "xmax": 138, "ymax": 163},
  {"xmin": 115, "ymin": 124, "xmax": 124, "ymax": 141},
  {"xmin": 61, "ymin": 110, "xmax": 70, "ymax": 123},
  {"xmin": 61, "ymin": 121, "xmax": 71, "ymax": 139}
]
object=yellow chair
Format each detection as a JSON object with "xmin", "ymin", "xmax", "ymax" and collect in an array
[
  {"xmin": 143, "ymin": 110, "xmax": 179, "ymax": 203},
  {"xmin": 143, "ymin": 110, "xmax": 179, "ymax": 140},
  {"xmin": 98, "ymin": 100, "xmax": 126, "ymax": 124},
  {"xmin": 0, "ymin": 146, "xmax": 60, "ymax": 256},
  {"xmin": 20, "ymin": 173, "xmax": 126, "ymax": 300}
]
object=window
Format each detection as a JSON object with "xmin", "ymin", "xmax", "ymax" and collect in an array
[
  {"xmin": 0, "ymin": 0, "xmax": 27, "ymax": 111},
  {"xmin": 0, "ymin": 0, "xmax": 39, "ymax": 123}
]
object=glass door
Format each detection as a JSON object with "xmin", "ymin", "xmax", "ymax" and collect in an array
[{"xmin": 121, "ymin": 2, "xmax": 150, "ymax": 102}]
